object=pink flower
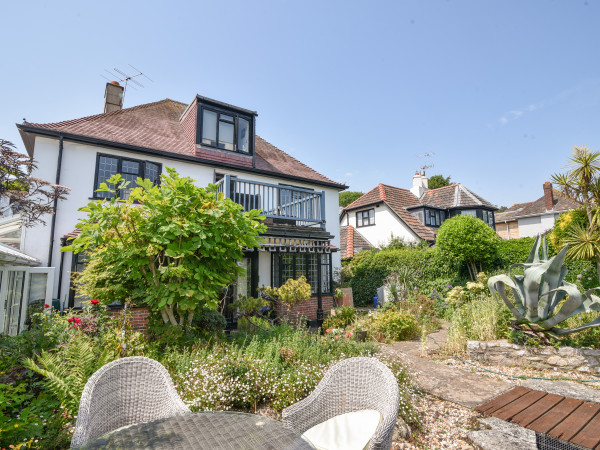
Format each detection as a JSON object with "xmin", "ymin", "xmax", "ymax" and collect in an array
[
  {"xmin": 74, "ymin": 317, "xmax": 81, "ymax": 324},
  {"xmin": 43, "ymin": 304, "xmax": 50, "ymax": 308},
  {"xmin": 90, "ymin": 299, "xmax": 100, "ymax": 305}
]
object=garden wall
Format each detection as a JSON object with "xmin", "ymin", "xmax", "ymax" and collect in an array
[
  {"xmin": 275, "ymin": 295, "xmax": 335, "ymax": 321},
  {"xmin": 467, "ymin": 340, "xmax": 600, "ymax": 374},
  {"xmin": 107, "ymin": 306, "xmax": 150, "ymax": 332}
]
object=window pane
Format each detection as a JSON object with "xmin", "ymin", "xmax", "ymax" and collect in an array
[
  {"xmin": 461, "ymin": 210, "xmax": 476, "ymax": 217},
  {"xmin": 308, "ymin": 254, "xmax": 318, "ymax": 293},
  {"xmin": 96, "ymin": 156, "xmax": 118, "ymax": 198},
  {"xmin": 237, "ymin": 118, "xmax": 250, "ymax": 153},
  {"xmin": 145, "ymin": 162, "xmax": 160, "ymax": 185},
  {"xmin": 121, "ymin": 160, "xmax": 140, "ymax": 175},
  {"xmin": 296, "ymin": 254, "xmax": 306, "ymax": 279},
  {"xmin": 321, "ymin": 254, "xmax": 331, "ymax": 294},
  {"xmin": 220, "ymin": 114, "xmax": 234, "ymax": 122},
  {"xmin": 218, "ymin": 121, "xmax": 234, "ymax": 150},
  {"xmin": 202, "ymin": 110, "xmax": 217, "ymax": 146},
  {"xmin": 281, "ymin": 253, "xmax": 294, "ymax": 285},
  {"xmin": 369, "ymin": 209, "xmax": 375, "ymax": 224}
]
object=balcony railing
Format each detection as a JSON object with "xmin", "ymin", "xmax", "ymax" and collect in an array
[{"xmin": 215, "ymin": 175, "xmax": 326, "ymax": 228}]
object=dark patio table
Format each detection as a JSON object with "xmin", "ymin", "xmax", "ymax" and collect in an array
[{"xmin": 81, "ymin": 411, "xmax": 315, "ymax": 450}]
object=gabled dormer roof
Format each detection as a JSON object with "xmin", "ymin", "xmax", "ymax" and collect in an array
[{"xmin": 18, "ymin": 98, "xmax": 346, "ymax": 189}]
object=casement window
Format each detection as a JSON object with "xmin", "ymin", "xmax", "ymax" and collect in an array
[
  {"xmin": 482, "ymin": 210, "xmax": 495, "ymax": 227},
  {"xmin": 460, "ymin": 209, "xmax": 477, "ymax": 217},
  {"xmin": 94, "ymin": 154, "xmax": 161, "ymax": 200},
  {"xmin": 424, "ymin": 209, "xmax": 445, "ymax": 227},
  {"xmin": 271, "ymin": 253, "xmax": 332, "ymax": 295},
  {"xmin": 356, "ymin": 209, "xmax": 375, "ymax": 227},
  {"xmin": 68, "ymin": 251, "xmax": 89, "ymax": 308},
  {"xmin": 200, "ymin": 107, "xmax": 252, "ymax": 154}
]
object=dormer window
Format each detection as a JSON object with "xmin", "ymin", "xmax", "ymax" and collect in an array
[{"xmin": 197, "ymin": 97, "xmax": 255, "ymax": 155}]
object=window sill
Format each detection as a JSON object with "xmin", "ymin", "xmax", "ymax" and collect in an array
[
  {"xmin": 196, "ymin": 144, "xmax": 253, "ymax": 157},
  {"xmin": 356, "ymin": 223, "xmax": 375, "ymax": 228}
]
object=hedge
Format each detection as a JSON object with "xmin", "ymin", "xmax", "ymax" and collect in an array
[
  {"xmin": 347, "ymin": 236, "xmax": 599, "ymax": 306},
  {"xmin": 349, "ymin": 247, "xmax": 461, "ymax": 306}
]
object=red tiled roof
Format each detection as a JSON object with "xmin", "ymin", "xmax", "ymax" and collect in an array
[
  {"xmin": 420, "ymin": 184, "xmax": 495, "ymax": 209},
  {"xmin": 340, "ymin": 225, "xmax": 373, "ymax": 258},
  {"xmin": 495, "ymin": 190, "xmax": 581, "ymax": 222},
  {"xmin": 23, "ymin": 99, "xmax": 344, "ymax": 188}
]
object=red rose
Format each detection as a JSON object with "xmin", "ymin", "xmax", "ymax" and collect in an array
[
  {"xmin": 74, "ymin": 317, "xmax": 81, "ymax": 324},
  {"xmin": 43, "ymin": 304, "xmax": 50, "ymax": 308},
  {"xmin": 90, "ymin": 299, "xmax": 100, "ymax": 305},
  {"xmin": 68, "ymin": 318, "xmax": 74, "ymax": 323}
]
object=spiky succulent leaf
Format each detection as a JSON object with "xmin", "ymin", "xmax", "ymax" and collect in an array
[
  {"xmin": 488, "ymin": 274, "xmax": 526, "ymax": 320},
  {"xmin": 527, "ymin": 235, "xmax": 542, "ymax": 264},
  {"xmin": 538, "ymin": 246, "xmax": 569, "ymax": 318}
]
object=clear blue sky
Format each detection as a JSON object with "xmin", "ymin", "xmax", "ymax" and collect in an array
[{"xmin": 2, "ymin": 0, "xmax": 599, "ymax": 207}]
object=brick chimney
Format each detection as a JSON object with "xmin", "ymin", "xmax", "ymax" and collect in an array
[
  {"xmin": 410, "ymin": 170, "xmax": 429, "ymax": 197},
  {"xmin": 104, "ymin": 81, "xmax": 124, "ymax": 113},
  {"xmin": 543, "ymin": 181, "xmax": 554, "ymax": 211}
]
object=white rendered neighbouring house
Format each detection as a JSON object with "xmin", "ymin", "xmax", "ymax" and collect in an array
[
  {"xmin": 339, "ymin": 172, "xmax": 497, "ymax": 258},
  {"xmin": 1, "ymin": 83, "xmax": 346, "ymax": 335},
  {"xmin": 495, "ymin": 181, "xmax": 581, "ymax": 240}
]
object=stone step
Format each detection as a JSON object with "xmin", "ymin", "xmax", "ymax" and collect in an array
[{"xmin": 468, "ymin": 417, "xmax": 536, "ymax": 450}]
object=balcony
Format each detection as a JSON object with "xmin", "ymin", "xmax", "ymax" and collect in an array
[{"xmin": 215, "ymin": 175, "xmax": 326, "ymax": 228}]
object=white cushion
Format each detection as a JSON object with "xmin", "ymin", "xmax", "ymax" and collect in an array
[{"xmin": 301, "ymin": 409, "xmax": 382, "ymax": 450}]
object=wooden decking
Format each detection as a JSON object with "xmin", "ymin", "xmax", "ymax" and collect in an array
[{"xmin": 476, "ymin": 386, "xmax": 600, "ymax": 449}]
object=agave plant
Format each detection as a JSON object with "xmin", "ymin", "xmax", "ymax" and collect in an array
[{"xmin": 488, "ymin": 236, "xmax": 600, "ymax": 335}]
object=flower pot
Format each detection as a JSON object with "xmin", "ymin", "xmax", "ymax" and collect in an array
[{"xmin": 354, "ymin": 330, "xmax": 367, "ymax": 342}]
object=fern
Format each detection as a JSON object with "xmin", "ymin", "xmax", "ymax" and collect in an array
[{"xmin": 24, "ymin": 333, "xmax": 117, "ymax": 414}]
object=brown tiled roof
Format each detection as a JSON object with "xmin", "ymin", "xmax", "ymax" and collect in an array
[
  {"xmin": 340, "ymin": 225, "xmax": 373, "ymax": 258},
  {"xmin": 23, "ymin": 99, "xmax": 344, "ymax": 188},
  {"xmin": 420, "ymin": 184, "xmax": 496, "ymax": 209},
  {"xmin": 495, "ymin": 190, "xmax": 581, "ymax": 222}
]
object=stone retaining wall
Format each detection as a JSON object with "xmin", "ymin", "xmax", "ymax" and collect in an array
[{"xmin": 467, "ymin": 340, "xmax": 600, "ymax": 374}]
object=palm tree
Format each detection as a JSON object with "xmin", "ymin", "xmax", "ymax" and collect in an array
[{"xmin": 552, "ymin": 146, "xmax": 600, "ymax": 279}]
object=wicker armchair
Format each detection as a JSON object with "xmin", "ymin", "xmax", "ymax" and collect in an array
[
  {"xmin": 282, "ymin": 357, "xmax": 400, "ymax": 450},
  {"xmin": 71, "ymin": 356, "xmax": 190, "ymax": 448}
]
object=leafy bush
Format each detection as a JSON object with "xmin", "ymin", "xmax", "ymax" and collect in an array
[
  {"xmin": 373, "ymin": 310, "xmax": 421, "ymax": 341},
  {"xmin": 436, "ymin": 215, "xmax": 500, "ymax": 280},
  {"xmin": 496, "ymin": 237, "xmax": 537, "ymax": 269},
  {"xmin": 322, "ymin": 306, "xmax": 357, "ymax": 330}
]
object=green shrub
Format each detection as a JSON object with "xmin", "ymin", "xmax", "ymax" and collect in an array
[
  {"xmin": 374, "ymin": 310, "xmax": 421, "ymax": 341},
  {"xmin": 496, "ymin": 237, "xmax": 537, "ymax": 268},
  {"xmin": 322, "ymin": 306, "xmax": 356, "ymax": 331},
  {"xmin": 437, "ymin": 215, "xmax": 500, "ymax": 280}
]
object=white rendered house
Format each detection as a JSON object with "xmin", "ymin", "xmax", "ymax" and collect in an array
[
  {"xmin": 2, "ymin": 83, "xmax": 346, "ymax": 334},
  {"xmin": 339, "ymin": 172, "xmax": 497, "ymax": 257}
]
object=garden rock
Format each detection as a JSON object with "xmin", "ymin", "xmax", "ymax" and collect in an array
[
  {"xmin": 468, "ymin": 417, "xmax": 536, "ymax": 450},
  {"xmin": 393, "ymin": 417, "xmax": 411, "ymax": 441}
]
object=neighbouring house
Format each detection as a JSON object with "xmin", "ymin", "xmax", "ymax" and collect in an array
[
  {"xmin": 495, "ymin": 181, "xmax": 580, "ymax": 240},
  {"xmin": 1, "ymin": 82, "xmax": 346, "ymax": 335},
  {"xmin": 339, "ymin": 171, "xmax": 497, "ymax": 256}
]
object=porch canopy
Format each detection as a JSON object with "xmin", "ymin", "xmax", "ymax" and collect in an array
[{"xmin": 0, "ymin": 242, "xmax": 40, "ymax": 266}]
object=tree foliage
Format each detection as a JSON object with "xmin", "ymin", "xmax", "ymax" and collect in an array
[
  {"xmin": 339, "ymin": 191, "xmax": 364, "ymax": 208},
  {"xmin": 63, "ymin": 168, "xmax": 266, "ymax": 327},
  {"xmin": 551, "ymin": 146, "xmax": 600, "ymax": 279},
  {"xmin": 428, "ymin": 174, "xmax": 452, "ymax": 190},
  {"xmin": 436, "ymin": 215, "xmax": 500, "ymax": 280},
  {"xmin": 0, "ymin": 139, "xmax": 69, "ymax": 226}
]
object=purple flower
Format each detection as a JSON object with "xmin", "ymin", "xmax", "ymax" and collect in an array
[{"xmin": 446, "ymin": 284, "xmax": 453, "ymax": 289}]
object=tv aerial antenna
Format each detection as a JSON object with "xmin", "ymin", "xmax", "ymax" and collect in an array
[
  {"xmin": 100, "ymin": 65, "xmax": 154, "ymax": 105},
  {"xmin": 416, "ymin": 152, "xmax": 435, "ymax": 174}
]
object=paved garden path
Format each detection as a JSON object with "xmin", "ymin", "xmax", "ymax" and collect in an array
[{"xmin": 383, "ymin": 323, "xmax": 512, "ymax": 408}]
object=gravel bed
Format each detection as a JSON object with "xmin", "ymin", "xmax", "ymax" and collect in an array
[{"xmin": 393, "ymin": 393, "xmax": 478, "ymax": 449}]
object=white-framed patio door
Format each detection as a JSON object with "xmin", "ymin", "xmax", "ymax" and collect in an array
[{"xmin": 0, "ymin": 266, "xmax": 54, "ymax": 336}]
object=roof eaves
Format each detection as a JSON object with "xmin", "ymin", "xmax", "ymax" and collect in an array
[{"xmin": 15, "ymin": 124, "xmax": 348, "ymax": 190}]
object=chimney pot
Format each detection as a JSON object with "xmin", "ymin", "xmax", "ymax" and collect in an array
[
  {"xmin": 410, "ymin": 170, "xmax": 429, "ymax": 197},
  {"xmin": 543, "ymin": 181, "xmax": 554, "ymax": 211},
  {"xmin": 104, "ymin": 82, "xmax": 124, "ymax": 113}
]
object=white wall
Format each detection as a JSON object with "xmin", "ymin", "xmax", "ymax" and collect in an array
[
  {"xmin": 26, "ymin": 135, "xmax": 342, "ymax": 307},
  {"xmin": 517, "ymin": 213, "xmax": 558, "ymax": 238},
  {"xmin": 344, "ymin": 204, "xmax": 419, "ymax": 247}
]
